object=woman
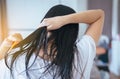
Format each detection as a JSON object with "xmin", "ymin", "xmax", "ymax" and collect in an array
[{"xmin": 0, "ymin": 5, "xmax": 104, "ymax": 79}]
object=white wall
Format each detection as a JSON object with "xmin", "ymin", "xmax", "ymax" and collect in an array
[
  {"xmin": 6, "ymin": 0, "xmax": 59, "ymax": 37},
  {"xmin": 112, "ymin": 0, "xmax": 118, "ymax": 38},
  {"xmin": 6, "ymin": 0, "xmax": 88, "ymax": 38},
  {"xmin": 7, "ymin": 0, "xmax": 60, "ymax": 29}
]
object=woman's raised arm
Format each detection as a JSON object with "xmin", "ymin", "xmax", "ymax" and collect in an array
[{"xmin": 41, "ymin": 9, "xmax": 105, "ymax": 44}]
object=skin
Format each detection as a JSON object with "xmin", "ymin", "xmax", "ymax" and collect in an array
[
  {"xmin": 0, "ymin": 33, "xmax": 23, "ymax": 60},
  {"xmin": 39, "ymin": 9, "xmax": 105, "ymax": 56}
]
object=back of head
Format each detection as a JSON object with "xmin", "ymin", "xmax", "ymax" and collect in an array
[
  {"xmin": 45, "ymin": 5, "xmax": 79, "ymax": 79},
  {"xmin": 42, "ymin": 5, "xmax": 79, "ymax": 45},
  {"xmin": 43, "ymin": 4, "xmax": 79, "ymax": 62},
  {"xmin": 5, "ymin": 5, "xmax": 79, "ymax": 79}
]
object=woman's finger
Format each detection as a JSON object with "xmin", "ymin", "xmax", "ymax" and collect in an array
[
  {"xmin": 47, "ymin": 25, "xmax": 53, "ymax": 30},
  {"xmin": 7, "ymin": 33, "xmax": 23, "ymax": 42}
]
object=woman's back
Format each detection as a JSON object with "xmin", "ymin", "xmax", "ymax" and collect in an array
[{"xmin": 0, "ymin": 35, "xmax": 95, "ymax": 79}]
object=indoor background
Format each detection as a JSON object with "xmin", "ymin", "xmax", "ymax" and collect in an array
[{"xmin": 0, "ymin": 0, "xmax": 120, "ymax": 79}]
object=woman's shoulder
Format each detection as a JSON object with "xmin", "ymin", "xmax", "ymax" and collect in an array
[
  {"xmin": 73, "ymin": 35, "xmax": 96, "ymax": 79},
  {"xmin": 76, "ymin": 35, "xmax": 96, "ymax": 50},
  {"xmin": 76, "ymin": 34, "xmax": 95, "ymax": 46},
  {"xmin": 75, "ymin": 34, "xmax": 96, "ymax": 61}
]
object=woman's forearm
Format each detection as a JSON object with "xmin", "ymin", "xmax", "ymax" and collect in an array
[
  {"xmin": 63, "ymin": 9, "xmax": 104, "ymax": 25},
  {"xmin": 41, "ymin": 9, "xmax": 104, "ymax": 32},
  {"xmin": 62, "ymin": 9, "xmax": 104, "ymax": 43}
]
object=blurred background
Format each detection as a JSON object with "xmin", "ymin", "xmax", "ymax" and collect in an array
[{"xmin": 0, "ymin": 0, "xmax": 120, "ymax": 79}]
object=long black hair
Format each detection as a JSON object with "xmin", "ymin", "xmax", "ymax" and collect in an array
[{"xmin": 5, "ymin": 5, "xmax": 79, "ymax": 79}]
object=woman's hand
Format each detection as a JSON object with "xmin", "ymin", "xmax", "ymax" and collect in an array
[
  {"xmin": 7, "ymin": 33, "xmax": 23, "ymax": 48},
  {"xmin": 7, "ymin": 33, "xmax": 23, "ymax": 42},
  {"xmin": 40, "ymin": 16, "xmax": 67, "ymax": 30},
  {"xmin": 0, "ymin": 33, "xmax": 23, "ymax": 59}
]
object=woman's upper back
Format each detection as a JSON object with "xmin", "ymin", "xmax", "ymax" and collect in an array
[{"xmin": 0, "ymin": 35, "xmax": 96, "ymax": 79}]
